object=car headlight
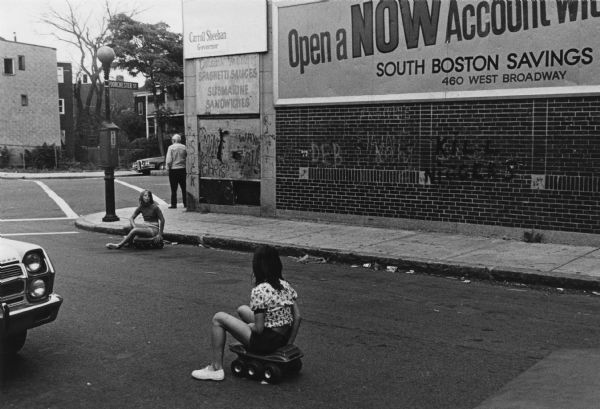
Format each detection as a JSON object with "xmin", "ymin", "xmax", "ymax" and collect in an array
[
  {"xmin": 24, "ymin": 251, "xmax": 46, "ymax": 274},
  {"xmin": 29, "ymin": 279, "xmax": 47, "ymax": 298}
]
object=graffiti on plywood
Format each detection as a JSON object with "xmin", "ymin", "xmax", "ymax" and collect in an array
[{"xmin": 198, "ymin": 118, "xmax": 261, "ymax": 180}]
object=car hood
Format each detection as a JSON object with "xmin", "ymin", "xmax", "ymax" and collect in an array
[{"xmin": 0, "ymin": 237, "xmax": 39, "ymax": 264}]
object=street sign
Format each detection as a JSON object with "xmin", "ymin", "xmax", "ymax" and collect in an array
[{"xmin": 108, "ymin": 80, "xmax": 138, "ymax": 89}]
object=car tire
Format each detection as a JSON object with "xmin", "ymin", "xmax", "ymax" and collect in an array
[
  {"xmin": 141, "ymin": 169, "xmax": 151, "ymax": 176},
  {"xmin": 0, "ymin": 330, "xmax": 27, "ymax": 355}
]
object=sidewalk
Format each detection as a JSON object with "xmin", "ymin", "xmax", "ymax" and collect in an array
[{"xmin": 75, "ymin": 205, "xmax": 600, "ymax": 292}]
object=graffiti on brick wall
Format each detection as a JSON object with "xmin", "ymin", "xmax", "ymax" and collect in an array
[
  {"xmin": 307, "ymin": 132, "xmax": 416, "ymax": 168},
  {"xmin": 364, "ymin": 134, "xmax": 415, "ymax": 165},
  {"xmin": 297, "ymin": 133, "xmax": 520, "ymax": 184},
  {"xmin": 311, "ymin": 142, "xmax": 343, "ymax": 166},
  {"xmin": 198, "ymin": 125, "xmax": 261, "ymax": 179},
  {"xmin": 424, "ymin": 135, "xmax": 520, "ymax": 183}
]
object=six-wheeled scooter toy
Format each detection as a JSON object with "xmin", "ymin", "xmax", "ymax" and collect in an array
[
  {"xmin": 229, "ymin": 343, "xmax": 304, "ymax": 384},
  {"xmin": 131, "ymin": 236, "xmax": 164, "ymax": 249}
]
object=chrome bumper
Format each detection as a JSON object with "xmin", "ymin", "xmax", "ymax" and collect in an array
[{"xmin": 1, "ymin": 293, "xmax": 63, "ymax": 336}]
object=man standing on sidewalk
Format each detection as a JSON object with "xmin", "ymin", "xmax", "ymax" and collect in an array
[{"xmin": 165, "ymin": 133, "xmax": 187, "ymax": 208}]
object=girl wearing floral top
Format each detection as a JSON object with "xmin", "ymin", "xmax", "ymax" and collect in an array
[{"xmin": 192, "ymin": 245, "xmax": 301, "ymax": 381}]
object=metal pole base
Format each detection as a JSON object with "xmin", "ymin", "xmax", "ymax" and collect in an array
[
  {"xmin": 103, "ymin": 167, "xmax": 120, "ymax": 222},
  {"xmin": 102, "ymin": 214, "xmax": 120, "ymax": 222}
]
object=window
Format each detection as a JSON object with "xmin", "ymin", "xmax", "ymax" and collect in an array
[
  {"xmin": 59, "ymin": 99, "xmax": 65, "ymax": 114},
  {"xmin": 18, "ymin": 55, "xmax": 25, "ymax": 70},
  {"xmin": 21, "ymin": 94, "xmax": 28, "ymax": 106},
  {"xmin": 137, "ymin": 101, "xmax": 144, "ymax": 115},
  {"xmin": 57, "ymin": 67, "xmax": 64, "ymax": 83},
  {"xmin": 3, "ymin": 58, "xmax": 14, "ymax": 75}
]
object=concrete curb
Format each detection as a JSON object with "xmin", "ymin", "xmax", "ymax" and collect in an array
[
  {"xmin": 74, "ymin": 219, "xmax": 600, "ymax": 292},
  {"xmin": 200, "ymin": 236, "xmax": 600, "ymax": 292}
]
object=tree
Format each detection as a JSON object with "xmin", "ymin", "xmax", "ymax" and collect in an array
[
  {"xmin": 41, "ymin": 1, "xmax": 139, "ymax": 158},
  {"xmin": 108, "ymin": 14, "xmax": 183, "ymax": 157},
  {"xmin": 112, "ymin": 109, "xmax": 146, "ymax": 142}
]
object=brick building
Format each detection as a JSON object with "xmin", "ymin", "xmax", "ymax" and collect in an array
[
  {"xmin": 183, "ymin": 0, "xmax": 600, "ymax": 242},
  {"xmin": 0, "ymin": 37, "xmax": 60, "ymax": 166}
]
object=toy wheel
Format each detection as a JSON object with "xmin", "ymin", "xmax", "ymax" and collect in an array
[
  {"xmin": 287, "ymin": 359, "xmax": 302, "ymax": 374},
  {"xmin": 230, "ymin": 359, "xmax": 245, "ymax": 378},
  {"xmin": 263, "ymin": 363, "xmax": 283, "ymax": 384},
  {"xmin": 246, "ymin": 360, "xmax": 264, "ymax": 380}
]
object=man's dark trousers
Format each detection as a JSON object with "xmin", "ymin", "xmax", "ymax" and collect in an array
[{"xmin": 169, "ymin": 168, "xmax": 187, "ymax": 207}]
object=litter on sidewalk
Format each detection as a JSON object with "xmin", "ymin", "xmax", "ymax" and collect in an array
[{"xmin": 291, "ymin": 254, "xmax": 327, "ymax": 264}]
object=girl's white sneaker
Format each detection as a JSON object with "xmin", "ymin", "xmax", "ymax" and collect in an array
[{"xmin": 191, "ymin": 365, "xmax": 225, "ymax": 381}]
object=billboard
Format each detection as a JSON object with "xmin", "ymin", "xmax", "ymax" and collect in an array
[
  {"xmin": 196, "ymin": 54, "xmax": 261, "ymax": 115},
  {"xmin": 273, "ymin": 0, "xmax": 600, "ymax": 105},
  {"xmin": 183, "ymin": 0, "xmax": 267, "ymax": 59}
]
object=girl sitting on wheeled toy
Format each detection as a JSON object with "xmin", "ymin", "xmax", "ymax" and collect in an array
[
  {"xmin": 191, "ymin": 245, "xmax": 301, "ymax": 381},
  {"xmin": 105, "ymin": 189, "xmax": 164, "ymax": 249}
]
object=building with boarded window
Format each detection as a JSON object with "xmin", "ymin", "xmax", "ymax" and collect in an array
[
  {"xmin": 183, "ymin": 0, "xmax": 600, "ymax": 243},
  {"xmin": 0, "ymin": 37, "xmax": 60, "ymax": 166}
]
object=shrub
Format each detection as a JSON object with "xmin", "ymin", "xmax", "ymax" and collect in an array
[
  {"xmin": 0, "ymin": 146, "xmax": 9, "ymax": 168},
  {"xmin": 128, "ymin": 137, "xmax": 162, "ymax": 158},
  {"xmin": 24, "ymin": 143, "xmax": 59, "ymax": 169},
  {"xmin": 113, "ymin": 109, "xmax": 146, "ymax": 142}
]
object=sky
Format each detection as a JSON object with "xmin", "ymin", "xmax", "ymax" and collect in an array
[{"xmin": 0, "ymin": 0, "xmax": 183, "ymax": 83}]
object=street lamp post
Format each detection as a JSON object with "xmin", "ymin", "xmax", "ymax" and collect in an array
[{"xmin": 97, "ymin": 45, "xmax": 119, "ymax": 222}]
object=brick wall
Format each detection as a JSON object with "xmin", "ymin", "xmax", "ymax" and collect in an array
[
  {"xmin": 276, "ymin": 97, "xmax": 600, "ymax": 234},
  {"xmin": 0, "ymin": 41, "xmax": 60, "ymax": 155}
]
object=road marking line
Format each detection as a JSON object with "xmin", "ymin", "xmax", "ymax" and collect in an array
[
  {"xmin": 33, "ymin": 180, "xmax": 79, "ymax": 219},
  {"xmin": 1, "ymin": 231, "xmax": 80, "ymax": 236},
  {"xmin": 0, "ymin": 217, "xmax": 76, "ymax": 222},
  {"xmin": 115, "ymin": 179, "xmax": 169, "ymax": 206}
]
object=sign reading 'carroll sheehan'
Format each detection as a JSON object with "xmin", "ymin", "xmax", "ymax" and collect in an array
[
  {"xmin": 183, "ymin": 0, "xmax": 267, "ymax": 59},
  {"xmin": 274, "ymin": 0, "xmax": 600, "ymax": 105}
]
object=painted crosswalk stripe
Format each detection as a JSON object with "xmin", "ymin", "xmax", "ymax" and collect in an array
[
  {"xmin": 33, "ymin": 180, "xmax": 79, "ymax": 219},
  {"xmin": 1, "ymin": 232, "xmax": 79, "ymax": 236},
  {"xmin": 115, "ymin": 179, "xmax": 169, "ymax": 206},
  {"xmin": 0, "ymin": 217, "xmax": 76, "ymax": 222}
]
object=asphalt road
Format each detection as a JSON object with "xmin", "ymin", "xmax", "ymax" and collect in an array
[{"xmin": 1, "ymin": 176, "xmax": 600, "ymax": 408}]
